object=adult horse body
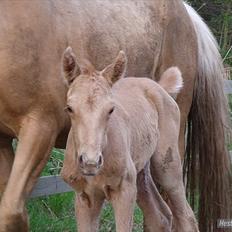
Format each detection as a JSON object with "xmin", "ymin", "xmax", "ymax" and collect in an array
[{"xmin": 0, "ymin": 1, "xmax": 229, "ymax": 231}]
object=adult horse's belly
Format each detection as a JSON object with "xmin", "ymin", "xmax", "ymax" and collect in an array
[{"xmin": 60, "ymin": 0, "xmax": 163, "ymax": 77}]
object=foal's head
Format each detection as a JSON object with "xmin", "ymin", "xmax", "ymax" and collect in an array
[{"xmin": 62, "ymin": 47, "xmax": 127, "ymax": 176}]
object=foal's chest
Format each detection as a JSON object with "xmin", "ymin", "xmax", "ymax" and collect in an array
[{"xmin": 77, "ymin": 174, "xmax": 123, "ymax": 200}]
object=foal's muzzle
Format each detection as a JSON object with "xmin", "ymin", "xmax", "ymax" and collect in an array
[{"xmin": 79, "ymin": 153, "xmax": 103, "ymax": 176}]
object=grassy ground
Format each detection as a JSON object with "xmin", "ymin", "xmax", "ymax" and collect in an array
[{"xmin": 28, "ymin": 149, "xmax": 143, "ymax": 232}]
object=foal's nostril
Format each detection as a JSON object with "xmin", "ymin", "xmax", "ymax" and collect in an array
[
  {"xmin": 97, "ymin": 155, "xmax": 103, "ymax": 167},
  {"xmin": 79, "ymin": 154, "xmax": 84, "ymax": 166}
]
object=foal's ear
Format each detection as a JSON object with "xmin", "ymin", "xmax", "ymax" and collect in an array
[
  {"xmin": 62, "ymin": 47, "xmax": 81, "ymax": 85},
  {"xmin": 102, "ymin": 51, "xmax": 127, "ymax": 85}
]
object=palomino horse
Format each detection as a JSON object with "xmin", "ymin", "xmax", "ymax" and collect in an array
[
  {"xmin": 61, "ymin": 48, "xmax": 198, "ymax": 232},
  {"xmin": 0, "ymin": 1, "xmax": 230, "ymax": 231}
]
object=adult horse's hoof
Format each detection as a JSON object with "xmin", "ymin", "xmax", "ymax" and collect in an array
[{"xmin": 0, "ymin": 210, "xmax": 29, "ymax": 232}]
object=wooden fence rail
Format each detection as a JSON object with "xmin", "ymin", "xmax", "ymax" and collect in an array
[
  {"xmin": 224, "ymin": 80, "xmax": 232, "ymax": 94},
  {"xmin": 31, "ymin": 175, "xmax": 72, "ymax": 198},
  {"xmin": 31, "ymin": 79, "xmax": 232, "ymax": 199}
]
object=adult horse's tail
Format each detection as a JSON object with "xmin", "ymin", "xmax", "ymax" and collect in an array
[{"xmin": 184, "ymin": 3, "xmax": 232, "ymax": 232}]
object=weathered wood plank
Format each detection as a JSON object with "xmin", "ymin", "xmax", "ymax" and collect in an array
[
  {"xmin": 30, "ymin": 175, "xmax": 73, "ymax": 198},
  {"xmin": 224, "ymin": 80, "xmax": 232, "ymax": 94}
]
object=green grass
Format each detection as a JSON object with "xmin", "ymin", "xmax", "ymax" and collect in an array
[
  {"xmin": 41, "ymin": 148, "xmax": 64, "ymax": 176},
  {"xmin": 28, "ymin": 193, "xmax": 76, "ymax": 232},
  {"xmin": 28, "ymin": 149, "xmax": 144, "ymax": 232}
]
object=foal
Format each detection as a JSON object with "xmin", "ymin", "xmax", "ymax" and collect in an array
[{"xmin": 61, "ymin": 48, "xmax": 199, "ymax": 232}]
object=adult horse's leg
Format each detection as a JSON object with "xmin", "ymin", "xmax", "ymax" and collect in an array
[
  {"xmin": 75, "ymin": 192, "xmax": 104, "ymax": 232},
  {"xmin": 0, "ymin": 136, "xmax": 14, "ymax": 199},
  {"xmin": 137, "ymin": 164, "xmax": 172, "ymax": 232},
  {"xmin": 153, "ymin": 1, "xmax": 198, "ymax": 160},
  {"xmin": 0, "ymin": 116, "xmax": 58, "ymax": 232}
]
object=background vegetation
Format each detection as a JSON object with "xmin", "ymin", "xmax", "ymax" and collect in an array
[
  {"xmin": 28, "ymin": 1, "xmax": 232, "ymax": 231},
  {"xmin": 188, "ymin": 0, "xmax": 232, "ymax": 67}
]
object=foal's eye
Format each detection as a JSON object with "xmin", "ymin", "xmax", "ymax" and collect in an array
[
  {"xmin": 65, "ymin": 105, "xmax": 73, "ymax": 113},
  {"xmin": 108, "ymin": 107, "xmax": 115, "ymax": 115}
]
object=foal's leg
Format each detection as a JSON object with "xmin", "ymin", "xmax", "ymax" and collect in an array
[
  {"xmin": 75, "ymin": 191, "xmax": 104, "ymax": 232},
  {"xmin": 0, "ymin": 136, "xmax": 14, "ymax": 199},
  {"xmin": 110, "ymin": 175, "xmax": 137, "ymax": 232},
  {"xmin": 146, "ymin": 87, "xmax": 198, "ymax": 231},
  {"xmin": 0, "ymin": 116, "xmax": 58, "ymax": 232},
  {"xmin": 150, "ymin": 145, "xmax": 199, "ymax": 232},
  {"xmin": 137, "ymin": 165, "xmax": 172, "ymax": 232}
]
